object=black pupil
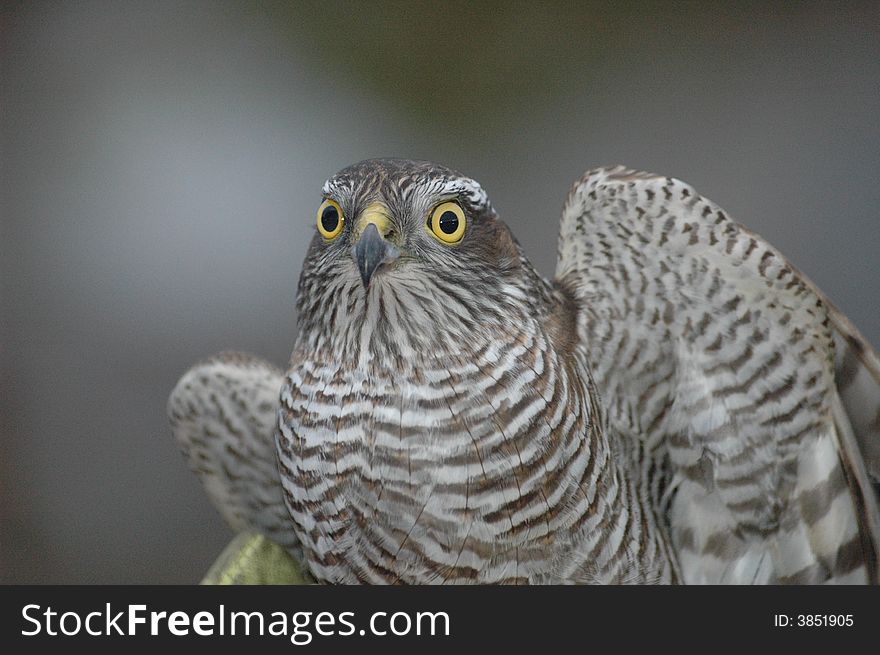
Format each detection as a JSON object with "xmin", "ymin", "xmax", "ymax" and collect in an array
[
  {"xmin": 438, "ymin": 210, "xmax": 459, "ymax": 234},
  {"xmin": 321, "ymin": 205, "xmax": 339, "ymax": 232}
]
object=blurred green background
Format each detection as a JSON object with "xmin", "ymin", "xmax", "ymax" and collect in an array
[{"xmin": 2, "ymin": 0, "xmax": 879, "ymax": 582}]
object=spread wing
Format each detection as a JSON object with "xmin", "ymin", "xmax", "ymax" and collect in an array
[
  {"xmin": 556, "ymin": 166, "xmax": 880, "ymax": 584},
  {"xmin": 167, "ymin": 352, "xmax": 302, "ymax": 559}
]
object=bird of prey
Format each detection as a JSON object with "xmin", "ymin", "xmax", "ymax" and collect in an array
[{"xmin": 169, "ymin": 159, "xmax": 880, "ymax": 584}]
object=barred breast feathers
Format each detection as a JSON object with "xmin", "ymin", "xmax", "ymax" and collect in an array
[{"xmin": 281, "ymin": 211, "xmax": 678, "ymax": 583}]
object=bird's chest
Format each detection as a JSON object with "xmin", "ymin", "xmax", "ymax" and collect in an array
[{"xmin": 278, "ymin": 352, "xmax": 583, "ymax": 583}]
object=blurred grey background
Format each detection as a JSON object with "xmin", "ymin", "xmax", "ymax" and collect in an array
[{"xmin": 1, "ymin": 0, "xmax": 878, "ymax": 583}]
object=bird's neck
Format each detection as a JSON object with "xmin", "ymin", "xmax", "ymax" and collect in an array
[{"xmin": 296, "ymin": 276, "xmax": 556, "ymax": 373}]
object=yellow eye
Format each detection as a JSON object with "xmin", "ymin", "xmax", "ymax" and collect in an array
[
  {"xmin": 316, "ymin": 199, "xmax": 344, "ymax": 240},
  {"xmin": 427, "ymin": 202, "xmax": 466, "ymax": 244}
]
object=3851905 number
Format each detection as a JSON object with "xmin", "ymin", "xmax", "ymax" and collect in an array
[{"xmin": 797, "ymin": 614, "xmax": 853, "ymax": 627}]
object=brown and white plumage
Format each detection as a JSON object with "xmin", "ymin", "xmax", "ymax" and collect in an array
[
  {"xmin": 168, "ymin": 159, "xmax": 880, "ymax": 584},
  {"xmin": 559, "ymin": 167, "xmax": 880, "ymax": 583},
  {"xmin": 168, "ymin": 352, "xmax": 302, "ymax": 558}
]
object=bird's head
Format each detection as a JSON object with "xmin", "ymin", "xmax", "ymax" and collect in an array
[
  {"xmin": 305, "ymin": 158, "xmax": 516, "ymax": 286},
  {"xmin": 295, "ymin": 159, "xmax": 549, "ymax": 358}
]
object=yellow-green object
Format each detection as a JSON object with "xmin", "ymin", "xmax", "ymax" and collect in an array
[{"xmin": 200, "ymin": 532, "xmax": 312, "ymax": 585}]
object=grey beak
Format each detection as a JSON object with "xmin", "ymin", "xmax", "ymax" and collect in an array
[{"xmin": 354, "ymin": 223, "xmax": 398, "ymax": 288}]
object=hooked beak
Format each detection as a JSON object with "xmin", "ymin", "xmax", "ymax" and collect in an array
[{"xmin": 354, "ymin": 222, "xmax": 398, "ymax": 288}]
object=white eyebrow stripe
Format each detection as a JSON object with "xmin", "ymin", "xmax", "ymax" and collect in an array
[
  {"xmin": 321, "ymin": 168, "xmax": 491, "ymax": 214},
  {"xmin": 435, "ymin": 178, "xmax": 489, "ymax": 208}
]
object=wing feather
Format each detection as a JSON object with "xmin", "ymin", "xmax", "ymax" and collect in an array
[
  {"xmin": 556, "ymin": 166, "xmax": 879, "ymax": 583},
  {"xmin": 167, "ymin": 352, "xmax": 302, "ymax": 559}
]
